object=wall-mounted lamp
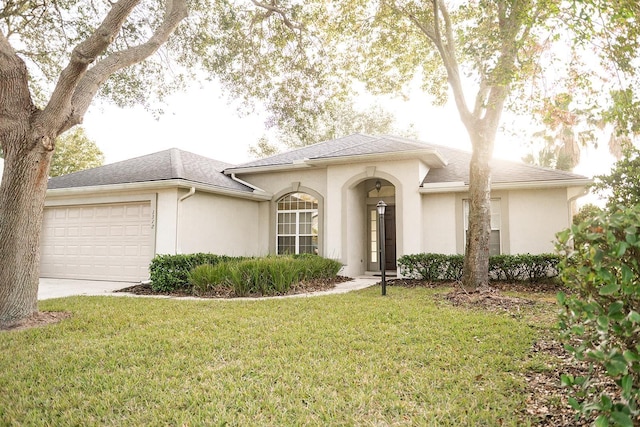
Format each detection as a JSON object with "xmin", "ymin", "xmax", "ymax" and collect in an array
[{"xmin": 375, "ymin": 180, "xmax": 382, "ymax": 192}]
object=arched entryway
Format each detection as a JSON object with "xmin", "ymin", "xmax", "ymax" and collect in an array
[{"xmin": 366, "ymin": 178, "xmax": 396, "ymax": 273}]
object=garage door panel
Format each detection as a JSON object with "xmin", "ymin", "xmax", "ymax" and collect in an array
[{"xmin": 40, "ymin": 201, "xmax": 153, "ymax": 282}]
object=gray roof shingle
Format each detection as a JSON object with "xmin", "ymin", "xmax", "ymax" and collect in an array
[
  {"xmin": 47, "ymin": 135, "xmax": 589, "ymax": 192},
  {"xmin": 226, "ymin": 134, "xmax": 434, "ymax": 170},
  {"xmin": 423, "ymin": 145, "xmax": 588, "ymax": 185},
  {"xmin": 47, "ymin": 148, "xmax": 252, "ymax": 192},
  {"xmin": 229, "ymin": 133, "xmax": 588, "ymax": 185}
]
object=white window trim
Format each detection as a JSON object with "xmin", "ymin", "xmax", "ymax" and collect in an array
[{"xmin": 276, "ymin": 194, "xmax": 318, "ymax": 255}]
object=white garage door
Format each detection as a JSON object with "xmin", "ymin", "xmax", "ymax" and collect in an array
[{"xmin": 40, "ymin": 202, "xmax": 154, "ymax": 282}]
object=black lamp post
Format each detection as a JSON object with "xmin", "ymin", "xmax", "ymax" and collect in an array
[{"xmin": 377, "ymin": 200, "xmax": 387, "ymax": 296}]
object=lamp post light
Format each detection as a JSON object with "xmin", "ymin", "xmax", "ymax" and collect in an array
[{"xmin": 376, "ymin": 200, "xmax": 387, "ymax": 296}]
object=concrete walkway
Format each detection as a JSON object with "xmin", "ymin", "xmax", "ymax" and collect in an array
[{"xmin": 38, "ymin": 276, "xmax": 380, "ymax": 301}]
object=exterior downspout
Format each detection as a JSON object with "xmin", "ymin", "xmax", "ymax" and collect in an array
[
  {"xmin": 567, "ymin": 186, "xmax": 589, "ymax": 226},
  {"xmin": 230, "ymin": 173, "xmax": 267, "ymax": 193},
  {"xmin": 175, "ymin": 187, "xmax": 196, "ymax": 254}
]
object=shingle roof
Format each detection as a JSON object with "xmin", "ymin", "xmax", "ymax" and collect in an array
[
  {"xmin": 226, "ymin": 134, "xmax": 435, "ymax": 170},
  {"xmin": 228, "ymin": 133, "xmax": 588, "ymax": 186},
  {"xmin": 423, "ymin": 144, "xmax": 588, "ymax": 185},
  {"xmin": 47, "ymin": 148, "xmax": 252, "ymax": 192}
]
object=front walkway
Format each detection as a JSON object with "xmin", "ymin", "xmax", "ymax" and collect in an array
[{"xmin": 38, "ymin": 276, "xmax": 380, "ymax": 301}]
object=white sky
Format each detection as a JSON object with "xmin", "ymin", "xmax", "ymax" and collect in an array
[{"xmin": 81, "ymin": 80, "xmax": 617, "ymax": 185}]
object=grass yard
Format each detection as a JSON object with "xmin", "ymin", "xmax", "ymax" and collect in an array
[{"xmin": 0, "ymin": 286, "xmax": 554, "ymax": 426}]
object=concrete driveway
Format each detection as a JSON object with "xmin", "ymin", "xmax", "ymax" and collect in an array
[{"xmin": 38, "ymin": 278, "xmax": 133, "ymax": 300}]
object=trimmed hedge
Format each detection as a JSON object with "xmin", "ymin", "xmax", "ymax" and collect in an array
[
  {"xmin": 397, "ymin": 253, "xmax": 560, "ymax": 282},
  {"xmin": 149, "ymin": 253, "xmax": 241, "ymax": 292}
]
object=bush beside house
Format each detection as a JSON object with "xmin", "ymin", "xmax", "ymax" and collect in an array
[
  {"xmin": 556, "ymin": 205, "xmax": 640, "ymax": 425},
  {"xmin": 397, "ymin": 253, "xmax": 561, "ymax": 283}
]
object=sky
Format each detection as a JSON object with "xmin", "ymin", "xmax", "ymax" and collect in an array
[{"xmin": 81, "ymin": 80, "xmax": 617, "ymax": 185}]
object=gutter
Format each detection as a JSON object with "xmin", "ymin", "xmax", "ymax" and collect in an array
[
  {"xmin": 46, "ymin": 179, "xmax": 273, "ymax": 201},
  {"xmin": 179, "ymin": 186, "xmax": 196, "ymax": 202},
  {"xmin": 419, "ymin": 178, "xmax": 593, "ymax": 194},
  {"xmin": 229, "ymin": 173, "xmax": 268, "ymax": 194}
]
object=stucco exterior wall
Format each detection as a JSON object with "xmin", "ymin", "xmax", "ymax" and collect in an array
[
  {"xmin": 421, "ymin": 193, "xmax": 457, "ymax": 254},
  {"xmin": 177, "ymin": 190, "xmax": 263, "ymax": 256},
  {"xmin": 325, "ymin": 159, "xmax": 427, "ymax": 276},
  {"xmin": 507, "ymin": 188, "xmax": 569, "ymax": 254}
]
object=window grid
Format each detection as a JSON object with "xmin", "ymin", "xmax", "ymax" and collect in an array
[{"xmin": 276, "ymin": 193, "xmax": 318, "ymax": 255}]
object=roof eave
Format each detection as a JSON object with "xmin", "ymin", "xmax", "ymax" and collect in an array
[
  {"xmin": 46, "ymin": 179, "xmax": 273, "ymax": 201},
  {"xmin": 419, "ymin": 178, "xmax": 593, "ymax": 194},
  {"xmin": 224, "ymin": 162, "xmax": 313, "ymax": 175},
  {"xmin": 305, "ymin": 149, "xmax": 446, "ymax": 167},
  {"xmin": 225, "ymin": 148, "xmax": 448, "ymax": 175}
]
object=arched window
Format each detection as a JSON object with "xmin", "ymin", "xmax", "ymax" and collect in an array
[{"xmin": 276, "ymin": 193, "xmax": 318, "ymax": 255}]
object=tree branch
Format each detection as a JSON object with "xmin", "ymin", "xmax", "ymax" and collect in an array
[
  {"xmin": 41, "ymin": 0, "xmax": 142, "ymax": 142},
  {"xmin": 431, "ymin": 0, "xmax": 473, "ymax": 126},
  {"xmin": 60, "ymin": 0, "xmax": 188, "ymax": 133},
  {"xmin": 0, "ymin": 31, "xmax": 34, "ymax": 152},
  {"xmin": 251, "ymin": 0, "xmax": 302, "ymax": 32}
]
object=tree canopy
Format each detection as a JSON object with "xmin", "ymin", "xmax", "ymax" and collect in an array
[
  {"xmin": 592, "ymin": 145, "xmax": 640, "ymax": 210},
  {"xmin": 49, "ymin": 128, "xmax": 104, "ymax": 177}
]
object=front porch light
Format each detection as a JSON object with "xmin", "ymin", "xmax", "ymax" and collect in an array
[{"xmin": 376, "ymin": 200, "xmax": 387, "ymax": 296}]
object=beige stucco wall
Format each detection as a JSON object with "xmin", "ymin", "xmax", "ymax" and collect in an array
[
  {"xmin": 325, "ymin": 159, "xmax": 427, "ymax": 276},
  {"xmin": 421, "ymin": 193, "xmax": 457, "ymax": 254},
  {"xmin": 419, "ymin": 187, "xmax": 571, "ymax": 257},
  {"xmin": 507, "ymin": 188, "xmax": 569, "ymax": 254},
  {"xmin": 177, "ymin": 190, "xmax": 264, "ymax": 256},
  {"xmin": 239, "ymin": 158, "xmax": 428, "ymax": 277}
]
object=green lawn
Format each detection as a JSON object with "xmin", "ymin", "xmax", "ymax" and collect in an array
[{"xmin": 0, "ymin": 287, "xmax": 553, "ymax": 426}]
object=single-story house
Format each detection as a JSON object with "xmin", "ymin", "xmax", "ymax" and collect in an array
[{"xmin": 42, "ymin": 134, "xmax": 591, "ymax": 282}]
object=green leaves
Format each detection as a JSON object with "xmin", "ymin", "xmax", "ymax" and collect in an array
[
  {"xmin": 556, "ymin": 204, "xmax": 640, "ymax": 423},
  {"xmin": 50, "ymin": 127, "xmax": 104, "ymax": 177}
]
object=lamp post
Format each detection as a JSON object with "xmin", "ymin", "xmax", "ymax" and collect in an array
[{"xmin": 376, "ymin": 200, "xmax": 387, "ymax": 296}]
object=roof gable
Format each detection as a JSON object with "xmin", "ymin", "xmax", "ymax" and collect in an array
[
  {"xmin": 225, "ymin": 134, "xmax": 441, "ymax": 171},
  {"xmin": 47, "ymin": 148, "xmax": 252, "ymax": 192}
]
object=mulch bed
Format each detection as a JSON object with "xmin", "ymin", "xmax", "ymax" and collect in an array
[{"xmin": 115, "ymin": 275, "xmax": 353, "ymax": 299}]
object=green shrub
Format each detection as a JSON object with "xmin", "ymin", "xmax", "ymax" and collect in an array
[
  {"xmin": 149, "ymin": 253, "xmax": 239, "ymax": 292},
  {"xmin": 556, "ymin": 205, "xmax": 640, "ymax": 425},
  {"xmin": 187, "ymin": 255, "xmax": 343, "ymax": 297},
  {"xmin": 397, "ymin": 253, "xmax": 559, "ymax": 282}
]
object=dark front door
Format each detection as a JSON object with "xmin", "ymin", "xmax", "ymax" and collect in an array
[{"xmin": 384, "ymin": 206, "xmax": 397, "ymax": 270}]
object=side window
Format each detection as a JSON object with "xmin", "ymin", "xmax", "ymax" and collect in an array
[
  {"xmin": 276, "ymin": 193, "xmax": 318, "ymax": 255},
  {"xmin": 463, "ymin": 199, "xmax": 501, "ymax": 255}
]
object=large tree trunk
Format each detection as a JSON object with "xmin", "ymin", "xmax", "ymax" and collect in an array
[
  {"xmin": 461, "ymin": 127, "xmax": 494, "ymax": 291},
  {"xmin": 0, "ymin": 139, "xmax": 53, "ymax": 326},
  {"xmin": 0, "ymin": 35, "xmax": 54, "ymax": 327}
]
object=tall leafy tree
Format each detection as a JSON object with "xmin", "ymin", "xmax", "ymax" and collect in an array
[
  {"xmin": 329, "ymin": 0, "xmax": 556, "ymax": 290},
  {"xmin": 49, "ymin": 128, "xmax": 105, "ymax": 177},
  {"xmin": 273, "ymin": 0, "xmax": 640, "ymax": 290},
  {"xmin": 0, "ymin": 1, "xmax": 347, "ymax": 327}
]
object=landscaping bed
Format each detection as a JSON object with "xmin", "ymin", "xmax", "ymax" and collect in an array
[{"xmin": 116, "ymin": 275, "xmax": 352, "ymax": 298}]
